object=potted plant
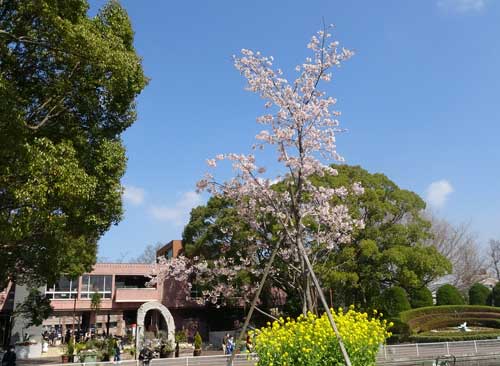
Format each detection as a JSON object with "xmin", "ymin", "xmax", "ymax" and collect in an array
[
  {"xmin": 61, "ymin": 344, "xmax": 70, "ymax": 364},
  {"xmin": 193, "ymin": 332, "xmax": 202, "ymax": 357},
  {"xmin": 161, "ymin": 340, "xmax": 174, "ymax": 358}
]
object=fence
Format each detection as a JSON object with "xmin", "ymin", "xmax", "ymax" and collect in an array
[
  {"xmin": 378, "ymin": 354, "xmax": 500, "ymax": 366},
  {"xmin": 378, "ymin": 339, "xmax": 500, "ymax": 362},
  {"xmin": 42, "ymin": 354, "xmax": 256, "ymax": 366}
]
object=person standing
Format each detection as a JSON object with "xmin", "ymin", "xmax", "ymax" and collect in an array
[
  {"xmin": 2, "ymin": 346, "xmax": 16, "ymax": 366},
  {"xmin": 113, "ymin": 339, "xmax": 121, "ymax": 363},
  {"xmin": 222, "ymin": 333, "xmax": 228, "ymax": 355},
  {"xmin": 226, "ymin": 335, "xmax": 235, "ymax": 355},
  {"xmin": 138, "ymin": 347, "xmax": 152, "ymax": 366},
  {"xmin": 246, "ymin": 333, "xmax": 252, "ymax": 352}
]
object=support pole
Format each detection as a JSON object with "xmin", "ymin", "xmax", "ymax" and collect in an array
[
  {"xmin": 227, "ymin": 241, "xmax": 281, "ymax": 366},
  {"xmin": 295, "ymin": 239, "xmax": 352, "ymax": 366}
]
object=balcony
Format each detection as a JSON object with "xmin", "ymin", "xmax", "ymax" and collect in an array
[{"xmin": 114, "ymin": 287, "xmax": 160, "ymax": 303}]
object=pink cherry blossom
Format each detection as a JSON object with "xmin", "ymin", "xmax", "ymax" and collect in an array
[{"xmin": 155, "ymin": 27, "xmax": 363, "ymax": 311}]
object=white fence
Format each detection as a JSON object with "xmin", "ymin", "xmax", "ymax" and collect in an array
[
  {"xmin": 17, "ymin": 340, "xmax": 500, "ymax": 366},
  {"xmin": 43, "ymin": 354, "xmax": 256, "ymax": 366},
  {"xmin": 378, "ymin": 339, "xmax": 500, "ymax": 361}
]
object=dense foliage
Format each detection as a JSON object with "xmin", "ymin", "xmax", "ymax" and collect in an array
[
  {"xmin": 436, "ymin": 284, "xmax": 465, "ymax": 306},
  {"xmin": 14, "ymin": 288, "xmax": 53, "ymax": 327},
  {"xmin": 409, "ymin": 287, "xmax": 434, "ymax": 308},
  {"xmin": 314, "ymin": 165, "xmax": 451, "ymax": 309},
  {"xmin": 252, "ymin": 308, "xmax": 391, "ymax": 366},
  {"xmin": 491, "ymin": 282, "xmax": 500, "ymax": 307},
  {"xmin": 182, "ymin": 165, "xmax": 451, "ymax": 312},
  {"xmin": 469, "ymin": 283, "xmax": 491, "ymax": 306},
  {"xmin": 377, "ymin": 287, "xmax": 410, "ymax": 318},
  {"xmin": 0, "ymin": 0, "xmax": 147, "ymax": 286}
]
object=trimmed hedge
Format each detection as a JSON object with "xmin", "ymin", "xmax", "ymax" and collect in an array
[
  {"xmin": 400, "ymin": 305, "xmax": 500, "ymax": 334},
  {"xmin": 492, "ymin": 282, "xmax": 500, "ymax": 306},
  {"xmin": 378, "ymin": 286, "xmax": 411, "ymax": 318},
  {"xmin": 400, "ymin": 305, "xmax": 500, "ymax": 323},
  {"xmin": 469, "ymin": 283, "xmax": 491, "ymax": 306},
  {"xmin": 410, "ymin": 317, "xmax": 500, "ymax": 333},
  {"xmin": 410, "ymin": 331, "xmax": 500, "ymax": 343},
  {"xmin": 436, "ymin": 284, "xmax": 465, "ymax": 305},
  {"xmin": 409, "ymin": 287, "xmax": 433, "ymax": 309}
]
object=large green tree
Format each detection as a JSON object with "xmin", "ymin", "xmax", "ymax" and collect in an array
[
  {"xmin": 313, "ymin": 165, "xmax": 451, "ymax": 309},
  {"xmin": 0, "ymin": 0, "xmax": 147, "ymax": 286},
  {"xmin": 182, "ymin": 165, "xmax": 451, "ymax": 312}
]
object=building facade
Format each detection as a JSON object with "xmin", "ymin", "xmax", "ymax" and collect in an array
[{"xmin": 0, "ymin": 240, "xmax": 245, "ymax": 348}]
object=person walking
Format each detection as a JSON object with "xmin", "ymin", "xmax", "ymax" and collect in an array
[{"xmin": 2, "ymin": 346, "xmax": 16, "ymax": 366}]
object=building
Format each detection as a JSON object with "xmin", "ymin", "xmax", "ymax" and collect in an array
[{"xmin": 0, "ymin": 240, "xmax": 245, "ymax": 349}]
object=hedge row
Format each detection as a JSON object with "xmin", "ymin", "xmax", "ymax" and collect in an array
[
  {"xmin": 408, "ymin": 315, "xmax": 500, "ymax": 333},
  {"xmin": 400, "ymin": 305, "xmax": 500, "ymax": 324},
  {"xmin": 409, "ymin": 332, "xmax": 500, "ymax": 343}
]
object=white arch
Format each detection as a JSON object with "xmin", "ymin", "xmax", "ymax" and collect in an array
[{"xmin": 136, "ymin": 301, "xmax": 175, "ymax": 352}]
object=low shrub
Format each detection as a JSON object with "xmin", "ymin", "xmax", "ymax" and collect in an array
[
  {"xmin": 409, "ymin": 287, "xmax": 433, "ymax": 309},
  {"xmin": 436, "ymin": 284, "xmax": 465, "ymax": 305},
  {"xmin": 377, "ymin": 287, "xmax": 411, "ymax": 318},
  {"xmin": 469, "ymin": 283, "xmax": 491, "ymax": 306},
  {"xmin": 492, "ymin": 282, "xmax": 500, "ymax": 307},
  {"xmin": 400, "ymin": 305, "xmax": 500, "ymax": 324},
  {"xmin": 252, "ymin": 307, "xmax": 391, "ymax": 366},
  {"xmin": 386, "ymin": 318, "xmax": 410, "ymax": 344},
  {"xmin": 410, "ymin": 331, "xmax": 500, "ymax": 342}
]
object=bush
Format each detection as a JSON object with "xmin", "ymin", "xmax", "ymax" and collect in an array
[
  {"xmin": 469, "ymin": 283, "xmax": 491, "ymax": 305},
  {"xmin": 410, "ymin": 287, "xmax": 433, "ymax": 308},
  {"xmin": 386, "ymin": 318, "xmax": 410, "ymax": 344},
  {"xmin": 399, "ymin": 305, "xmax": 500, "ymax": 334},
  {"xmin": 252, "ymin": 307, "xmax": 391, "ymax": 366},
  {"xmin": 492, "ymin": 282, "xmax": 500, "ymax": 307},
  {"xmin": 410, "ymin": 331, "xmax": 500, "ymax": 342},
  {"xmin": 400, "ymin": 305, "xmax": 500, "ymax": 324},
  {"xmin": 378, "ymin": 286, "xmax": 411, "ymax": 318},
  {"xmin": 436, "ymin": 284, "xmax": 465, "ymax": 305}
]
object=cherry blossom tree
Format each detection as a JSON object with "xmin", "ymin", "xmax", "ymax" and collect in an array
[{"xmin": 154, "ymin": 26, "xmax": 362, "ymax": 365}]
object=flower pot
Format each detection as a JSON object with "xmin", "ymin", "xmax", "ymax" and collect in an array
[
  {"xmin": 61, "ymin": 355, "xmax": 69, "ymax": 363},
  {"xmin": 193, "ymin": 349, "xmax": 202, "ymax": 357}
]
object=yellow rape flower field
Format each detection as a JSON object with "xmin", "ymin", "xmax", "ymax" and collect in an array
[{"xmin": 251, "ymin": 306, "xmax": 392, "ymax": 366}]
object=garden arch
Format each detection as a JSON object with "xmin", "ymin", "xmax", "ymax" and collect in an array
[{"xmin": 136, "ymin": 301, "xmax": 175, "ymax": 351}]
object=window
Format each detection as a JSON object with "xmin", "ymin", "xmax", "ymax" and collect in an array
[
  {"xmin": 80, "ymin": 275, "xmax": 112, "ymax": 299},
  {"xmin": 46, "ymin": 278, "xmax": 78, "ymax": 299},
  {"xmin": 115, "ymin": 275, "xmax": 149, "ymax": 289}
]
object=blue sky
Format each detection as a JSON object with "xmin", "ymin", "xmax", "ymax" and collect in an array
[{"xmin": 89, "ymin": 0, "xmax": 500, "ymax": 260}]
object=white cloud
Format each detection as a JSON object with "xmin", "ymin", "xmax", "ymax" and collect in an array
[
  {"xmin": 123, "ymin": 185, "xmax": 145, "ymax": 206},
  {"xmin": 425, "ymin": 180, "xmax": 454, "ymax": 208},
  {"xmin": 437, "ymin": 0, "xmax": 489, "ymax": 13},
  {"xmin": 149, "ymin": 191, "xmax": 203, "ymax": 226}
]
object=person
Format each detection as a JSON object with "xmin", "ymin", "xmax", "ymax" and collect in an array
[
  {"xmin": 113, "ymin": 340, "xmax": 121, "ymax": 363},
  {"xmin": 175, "ymin": 342, "xmax": 180, "ymax": 358},
  {"xmin": 222, "ymin": 333, "xmax": 228, "ymax": 355},
  {"xmin": 2, "ymin": 346, "xmax": 16, "ymax": 366},
  {"xmin": 138, "ymin": 347, "xmax": 153, "ymax": 366},
  {"xmin": 226, "ymin": 335, "xmax": 235, "ymax": 355},
  {"xmin": 246, "ymin": 333, "xmax": 252, "ymax": 352}
]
